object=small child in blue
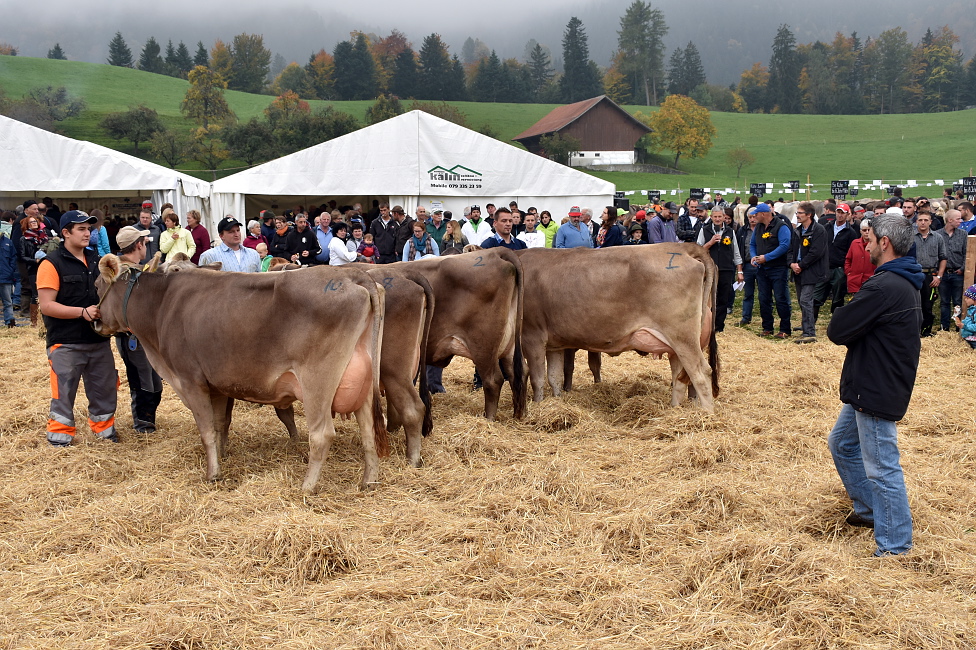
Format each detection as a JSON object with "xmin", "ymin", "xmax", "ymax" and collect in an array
[{"xmin": 953, "ymin": 284, "xmax": 976, "ymax": 349}]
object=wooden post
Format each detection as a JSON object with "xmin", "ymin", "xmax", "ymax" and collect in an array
[{"xmin": 965, "ymin": 235, "xmax": 976, "ymax": 290}]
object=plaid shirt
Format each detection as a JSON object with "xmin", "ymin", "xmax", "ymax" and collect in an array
[{"xmin": 198, "ymin": 242, "xmax": 261, "ymax": 272}]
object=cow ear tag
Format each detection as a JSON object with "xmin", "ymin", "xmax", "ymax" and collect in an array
[{"xmin": 128, "ymin": 335, "xmax": 138, "ymax": 352}]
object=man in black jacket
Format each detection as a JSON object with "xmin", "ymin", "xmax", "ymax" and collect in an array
[
  {"xmin": 826, "ymin": 213, "xmax": 922, "ymax": 556},
  {"xmin": 790, "ymin": 202, "xmax": 828, "ymax": 343},
  {"xmin": 815, "ymin": 203, "xmax": 858, "ymax": 317}
]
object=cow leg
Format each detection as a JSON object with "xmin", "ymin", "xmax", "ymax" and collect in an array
[
  {"xmin": 386, "ymin": 398, "xmax": 403, "ymax": 434},
  {"xmin": 668, "ymin": 356, "xmax": 690, "ymax": 407},
  {"xmin": 588, "ymin": 352, "xmax": 602, "ymax": 384},
  {"xmin": 522, "ymin": 333, "xmax": 548, "ymax": 402},
  {"xmin": 563, "ymin": 349, "xmax": 576, "ymax": 391},
  {"xmin": 546, "ymin": 349, "xmax": 565, "ymax": 398},
  {"xmin": 211, "ymin": 395, "xmax": 233, "ymax": 460},
  {"xmin": 352, "ymin": 397, "xmax": 380, "ymax": 490},
  {"xmin": 274, "ymin": 405, "xmax": 300, "ymax": 441},
  {"xmin": 479, "ymin": 359, "xmax": 505, "ymax": 421},
  {"xmin": 384, "ymin": 383, "xmax": 424, "ymax": 468},
  {"xmin": 183, "ymin": 391, "xmax": 221, "ymax": 482},
  {"xmin": 301, "ymin": 405, "xmax": 337, "ymax": 494},
  {"xmin": 671, "ymin": 346, "xmax": 714, "ymax": 413}
]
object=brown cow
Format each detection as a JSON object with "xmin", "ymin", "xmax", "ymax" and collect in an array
[
  {"xmin": 394, "ymin": 247, "xmax": 526, "ymax": 421},
  {"xmin": 517, "ymin": 245, "xmax": 719, "ymax": 411},
  {"xmin": 94, "ymin": 257, "xmax": 387, "ymax": 493}
]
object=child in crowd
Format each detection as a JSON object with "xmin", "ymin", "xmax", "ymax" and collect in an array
[
  {"xmin": 255, "ymin": 242, "xmax": 271, "ymax": 272},
  {"xmin": 953, "ymin": 284, "xmax": 976, "ymax": 349},
  {"xmin": 358, "ymin": 233, "xmax": 377, "ymax": 263},
  {"xmin": 625, "ymin": 223, "xmax": 645, "ymax": 245}
]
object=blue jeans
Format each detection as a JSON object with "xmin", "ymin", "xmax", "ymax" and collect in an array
[
  {"xmin": 0, "ymin": 283, "xmax": 13, "ymax": 322},
  {"xmin": 740, "ymin": 264, "xmax": 757, "ymax": 322},
  {"xmin": 939, "ymin": 271, "xmax": 963, "ymax": 330},
  {"xmin": 756, "ymin": 265, "xmax": 791, "ymax": 334},
  {"xmin": 828, "ymin": 403, "xmax": 913, "ymax": 555}
]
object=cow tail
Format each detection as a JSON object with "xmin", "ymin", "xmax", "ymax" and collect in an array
[
  {"xmin": 368, "ymin": 280, "xmax": 389, "ymax": 457},
  {"xmin": 415, "ymin": 273, "xmax": 435, "ymax": 437},
  {"xmin": 509, "ymin": 251, "xmax": 527, "ymax": 420},
  {"xmin": 703, "ymin": 255, "xmax": 721, "ymax": 398}
]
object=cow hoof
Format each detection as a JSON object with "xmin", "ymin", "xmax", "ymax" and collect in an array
[
  {"xmin": 408, "ymin": 457, "xmax": 424, "ymax": 469},
  {"xmin": 359, "ymin": 480, "xmax": 380, "ymax": 492}
]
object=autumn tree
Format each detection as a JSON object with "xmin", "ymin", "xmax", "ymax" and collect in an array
[
  {"xmin": 305, "ymin": 49, "xmax": 335, "ymax": 100},
  {"xmin": 372, "ymin": 30, "xmax": 411, "ymax": 93},
  {"xmin": 209, "ymin": 40, "xmax": 233, "ymax": 81},
  {"xmin": 229, "ymin": 33, "xmax": 271, "ymax": 93},
  {"xmin": 2, "ymin": 85, "xmax": 84, "ymax": 131},
  {"xmin": 191, "ymin": 125, "xmax": 230, "ymax": 180},
  {"xmin": 150, "ymin": 128, "xmax": 195, "ymax": 168},
  {"xmin": 726, "ymin": 147, "xmax": 755, "ymax": 177},
  {"xmin": 366, "ymin": 94, "xmax": 405, "ymax": 124},
  {"xmin": 616, "ymin": 0, "xmax": 668, "ymax": 105},
  {"xmin": 107, "ymin": 32, "xmax": 133, "ymax": 67},
  {"xmin": 181, "ymin": 66, "xmax": 234, "ymax": 130},
  {"xmin": 271, "ymin": 62, "xmax": 311, "ymax": 98},
  {"xmin": 100, "ymin": 105, "xmax": 164, "ymax": 155},
  {"xmin": 737, "ymin": 62, "xmax": 769, "ymax": 112},
  {"xmin": 225, "ymin": 118, "xmax": 275, "ymax": 167},
  {"xmin": 639, "ymin": 94, "xmax": 715, "ymax": 168}
]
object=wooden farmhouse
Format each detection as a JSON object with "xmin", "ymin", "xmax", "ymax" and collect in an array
[{"xmin": 513, "ymin": 95, "xmax": 651, "ymax": 167}]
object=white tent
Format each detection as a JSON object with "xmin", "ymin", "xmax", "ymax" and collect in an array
[
  {"xmin": 211, "ymin": 110, "xmax": 615, "ymax": 221},
  {"xmin": 0, "ymin": 115, "xmax": 211, "ymax": 229}
]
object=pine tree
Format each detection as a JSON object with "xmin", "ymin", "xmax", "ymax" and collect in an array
[
  {"xmin": 528, "ymin": 43, "xmax": 554, "ymax": 96},
  {"xmin": 666, "ymin": 46, "xmax": 685, "ymax": 95},
  {"xmin": 174, "ymin": 41, "xmax": 193, "ymax": 78},
  {"xmin": 107, "ymin": 32, "xmax": 133, "ymax": 67},
  {"xmin": 47, "ymin": 43, "xmax": 66, "ymax": 60},
  {"xmin": 471, "ymin": 51, "xmax": 503, "ymax": 102},
  {"xmin": 617, "ymin": 0, "xmax": 668, "ymax": 105},
  {"xmin": 447, "ymin": 55, "xmax": 467, "ymax": 101},
  {"xmin": 390, "ymin": 48, "xmax": 418, "ymax": 99},
  {"xmin": 768, "ymin": 25, "xmax": 802, "ymax": 113},
  {"xmin": 164, "ymin": 40, "xmax": 177, "ymax": 66},
  {"xmin": 683, "ymin": 42, "xmax": 706, "ymax": 92},
  {"xmin": 418, "ymin": 34, "xmax": 452, "ymax": 100},
  {"xmin": 560, "ymin": 17, "xmax": 603, "ymax": 103},
  {"xmin": 138, "ymin": 36, "xmax": 164, "ymax": 74},
  {"xmin": 193, "ymin": 41, "xmax": 209, "ymax": 67},
  {"xmin": 332, "ymin": 35, "xmax": 377, "ymax": 100}
]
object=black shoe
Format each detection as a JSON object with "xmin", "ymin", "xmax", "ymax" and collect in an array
[
  {"xmin": 846, "ymin": 513, "xmax": 874, "ymax": 528},
  {"xmin": 99, "ymin": 433, "xmax": 120, "ymax": 443},
  {"xmin": 48, "ymin": 439, "xmax": 70, "ymax": 448},
  {"xmin": 6, "ymin": 320, "xmax": 17, "ymax": 328},
  {"xmin": 738, "ymin": 318, "xmax": 751, "ymax": 326}
]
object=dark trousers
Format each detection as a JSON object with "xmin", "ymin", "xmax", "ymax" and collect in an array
[
  {"xmin": 757, "ymin": 265, "xmax": 791, "ymax": 334},
  {"xmin": 426, "ymin": 365, "xmax": 445, "ymax": 393},
  {"xmin": 796, "ymin": 282, "xmax": 818, "ymax": 337},
  {"xmin": 920, "ymin": 272, "xmax": 938, "ymax": 334},
  {"xmin": 116, "ymin": 336, "xmax": 163, "ymax": 431},
  {"xmin": 940, "ymin": 271, "xmax": 964, "ymax": 330},
  {"xmin": 714, "ymin": 270, "xmax": 734, "ymax": 331},
  {"xmin": 814, "ymin": 267, "xmax": 847, "ymax": 316},
  {"xmin": 740, "ymin": 263, "xmax": 757, "ymax": 322}
]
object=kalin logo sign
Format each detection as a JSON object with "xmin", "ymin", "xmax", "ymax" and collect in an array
[{"xmin": 428, "ymin": 165, "xmax": 483, "ymax": 190}]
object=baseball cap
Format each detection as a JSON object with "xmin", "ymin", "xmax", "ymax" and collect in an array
[
  {"xmin": 142, "ymin": 201, "xmax": 153, "ymax": 209},
  {"xmin": 617, "ymin": 208, "xmax": 626, "ymax": 217},
  {"xmin": 837, "ymin": 203, "xmax": 851, "ymax": 213},
  {"xmin": 261, "ymin": 209, "xmax": 276, "ymax": 219},
  {"xmin": 885, "ymin": 207, "xmax": 904, "ymax": 216},
  {"xmin": 470, "ymin": 204, "xmax": 481, "ymax": 212},
  {"xmin": 116, "ymin": 225, "xmax": 153, "ymax": 250},
  {"xmin": 853, "ymin": 205, "xmax": 866, "ymax": 213},
  {"xmin": 217, "ymin": 216, "xmax": 243, "ymax": 233},
  {"xmin": 663, "ymin": 201, "xmax": 677, "ymax": 211},
  {"xmin": 635, "ymin": 209, "xmax": 647, "ymax": 220},
  {"xmin": 59, "ymin": 209, "xmax": 97, "ymax": 231},
  {"xmin": 568, "ymin": 206, "xmax": 582, "ymax": 216},
  {"xmin": 754, "ymin": 203, "xmax": 772, "ymax": 213},
  {"xmin": 432, "ymin": 208, "xmax": 443, "ymax": 215}
]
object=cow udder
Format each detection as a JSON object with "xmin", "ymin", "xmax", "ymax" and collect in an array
[
  {"xmin": 626, "ymin": 328, "xmax": 675, "ymax": 359},
  {"xmin": 332, "ymin": 343, "xmax": 373, "ymax": 414}
]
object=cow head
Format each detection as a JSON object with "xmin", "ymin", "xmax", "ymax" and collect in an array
[{"xmin": 93, "ymin": 254, "xmax": 129, "ymax": 336}]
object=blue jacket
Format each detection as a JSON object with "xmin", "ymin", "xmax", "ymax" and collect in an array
[
  {"xmin": 554, "ymin": 221, "xmax": 594, "ymax": 249},
  {"xmin": 0, "ymin": 235, "xmax": 19, "ymax": 284}
]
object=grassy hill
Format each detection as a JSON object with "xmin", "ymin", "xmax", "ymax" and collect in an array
[{"xmin": 2, "ymin": 56, "xmax": 974, "ymax": 196}]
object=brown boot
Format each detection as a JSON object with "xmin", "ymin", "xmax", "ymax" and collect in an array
[{"xmin": 29, "ymin": 303, "xmax": 38, "ymax": 327}]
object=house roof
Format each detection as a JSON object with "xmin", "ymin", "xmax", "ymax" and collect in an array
[{"xmin": 512, "ymin": 95, "xmax": 651, "ymax": 142}]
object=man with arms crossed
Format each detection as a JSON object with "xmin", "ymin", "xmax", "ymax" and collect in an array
[{"xmin": 827, "ymin": 214, "xmax": 922, "ymax": 556}]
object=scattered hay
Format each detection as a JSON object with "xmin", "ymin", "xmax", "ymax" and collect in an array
[{"xmin": 1, "ymin": 324, "xmax": 976, "ymax": 648}]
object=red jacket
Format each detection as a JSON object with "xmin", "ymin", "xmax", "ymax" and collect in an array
[{"xmin": 844, "ymin": 237, "xmax": 875, "ymax": 293}]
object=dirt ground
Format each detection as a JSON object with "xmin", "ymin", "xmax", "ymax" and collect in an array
[{"xmin": 1, "ymin": 317, "xmax": 975, "ymax": 649}]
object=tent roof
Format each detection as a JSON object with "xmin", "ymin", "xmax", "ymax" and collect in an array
[
  {"xmin": 211, "ymin": 110, "xmax": 614, "ymax": 198},
  {"xmin": 0, "ymin": 115, "xmax": 209, "ymax": 196}
]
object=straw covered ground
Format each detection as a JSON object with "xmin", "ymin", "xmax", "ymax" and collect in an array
[{"xmin": 2, "ymin": 320, "xmax": 976, "ymax": 649}]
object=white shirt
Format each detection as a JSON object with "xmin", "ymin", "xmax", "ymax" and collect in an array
[
  {"xmin": 329, "ymin": 237, "xmax": 357, "ymax": 266},
  {"xmin": 461, "ymin": 218, "xmax": 493, "ymax": 245},
  {"xmin": 517, "ymin": 230, "xmax": 546, "ymax": 248}
]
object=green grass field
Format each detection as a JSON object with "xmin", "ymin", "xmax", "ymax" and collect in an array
[{"xmin": 2, "ymin": 56, "xmax": 974, "ymax": 195}]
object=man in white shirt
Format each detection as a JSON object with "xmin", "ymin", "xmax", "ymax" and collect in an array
[
  {"xmin": 461, "ymin": 205, "xmax": 493, "ymax": 246},
  {"xmin": 517, "ymin": 212, "xmax": 546, "ymax": 248}
]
